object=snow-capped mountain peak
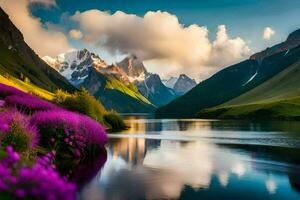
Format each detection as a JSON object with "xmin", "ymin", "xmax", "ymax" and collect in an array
[
  {"xmin": 163, "ymin": 74, "xmax": 197, "ymax": 95},
  {"xmin": 43, "ymin": 49, "xmax": 107, "ymax": 87}
]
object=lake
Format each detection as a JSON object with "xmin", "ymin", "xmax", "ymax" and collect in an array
[{"xmin": 78, "ymin": 116, "xmax": 300, "ymax": 200}]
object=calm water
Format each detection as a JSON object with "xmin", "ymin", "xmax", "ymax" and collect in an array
[{"xmin": 78, "ymin": 117, "xmax": 300, "ymax": 200}]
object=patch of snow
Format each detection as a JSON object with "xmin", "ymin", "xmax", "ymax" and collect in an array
[
  {"xmin": 242, "ymin": 71, "xmax": 258, "ymax": 86},
  {"xmin": 128, "ymin": 72, "xmax": 146, "ymax": 83},
  {"xmin": 284, "ymin": 49, "xmax": 290, "ymax": 56}
]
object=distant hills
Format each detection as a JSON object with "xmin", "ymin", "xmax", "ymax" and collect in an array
[
  {"xmin": 156, "ymin": 28, "xmax": 300, "ymax": 118},
  {"xmin": 0, "ymin": 8, "xmax": 75, "ymax": 92}
]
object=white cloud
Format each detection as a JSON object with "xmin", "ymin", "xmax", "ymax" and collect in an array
[
  {"xmin": 69, "ymin": 29, "xmax": 83, "ymax": 40},
  {"xmin": 0, "ymin": 0, "xmax": 71, "ymax": 57},
  {"xmin": 263, "ymin": 27, "xmax": 275, "ymax": 40},
  {"xmin": 72, "ymin": 10, "xmax": 250, "ymax": 80},
  {"xmin": 29, "ymin": 0, "xmax": 57, "ymax": 8}
]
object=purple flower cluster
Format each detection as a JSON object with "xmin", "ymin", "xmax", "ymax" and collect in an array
[
  {"xmin": 0, "ymin": 110, "xmax": 38, "ymax": 148},
  {"xmin": 0, "ymin": 83, "xmax": 58, "ymax": 113},
  {"xmin": 0, "ymin": 83, "xmax": 108, "ymax": 197},
  {"xmin": 0, "ymin": 146, "xmax": 76, "ymax": 200},
  {"xmin": 31, "ymin": 110, "xmax": 108, "ymax": 157},
  {"xmin": 0, "ymin": 83, "xmax": 27, "ymax": 98}
]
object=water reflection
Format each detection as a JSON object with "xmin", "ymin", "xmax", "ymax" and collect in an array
[{"xmin": 79, "ymin": 118, "xmax": 300, "ymax": 200}]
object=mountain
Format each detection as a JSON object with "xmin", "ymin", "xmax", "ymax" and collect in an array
[
  {"xmin": 156, "ymin": 30, "xmax": 300, "ymax": 118},
  {"xmin": 250, "ymin": 28, "xmax": 300, "ymax": 62},
  {"xmin": 45, "ymin": 49, "xmax": 155, "ymax": 113},
  {"xmin": 0, "ymin": 7, "xmax": 75, "ymax": 92},
  {"xmin": 173, "ymin": 74, "xmax": 196, "ymax": 95},
  {"xmin": 43, "ymin": 49, "xmax": 107, "ymax": 87},
  {"xmin": 163, "ymin": 74, "xmax": 196, "ymax": 95},
  {"xmin": 137, "ymin": 74, "xmax": 176, "ymax": 107},
  {"xmin": 82, "ymin": 68, "xmax": 155, "ymax": 113},
  {"xmin": 116, "ymin": 54, "xmax": 148, "ymax": 83},
  {"xmin": 116, "ymin": 55, "xmax": 180, "ymax": 106},
  {"xmin": 198, "ymin": 55, "xmax": 300, "ymax": 120}
]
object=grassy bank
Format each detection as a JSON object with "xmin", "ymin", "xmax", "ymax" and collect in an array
[{"xmin": 197, "ymin": 97, "xmax": 300, "ymax": 120}]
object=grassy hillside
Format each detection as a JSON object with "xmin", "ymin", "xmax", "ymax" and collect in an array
[
  {"xmin": 156, "ymin": 45, "xmax": 300, "ymax": 118},
  {"xmin": 0, "ymin": 8, "xmax": 75, "ymax": 92},
  {"xmin": 83, "ymin": 68, "xmax": 155, "ymax": 113},
  {"xmin": 197, "ymin": 98, "xmax": 300, "ymax": 120},
  {"xmin": 197, "ymin": 61, "xmax": 300, "ymax": 120},
  {"xmin": 224, "ymin": 61, "xmax": 300, "ymax": 105},
  {"xmin": 105, "ymin": 76, "xmax": 152, "ymax": 105},
  {"xmin": 0, "ymin": 74, "xmax": 54, "ymax": 100}
]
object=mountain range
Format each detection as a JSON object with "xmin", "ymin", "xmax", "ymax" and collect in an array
[
  {"xmin": 156, "ymin": 28, "xmax": 300, "ymax": 118},
  {"xmin": 44, "ymin": 50, "xmax": 196, "ymax": 112}
]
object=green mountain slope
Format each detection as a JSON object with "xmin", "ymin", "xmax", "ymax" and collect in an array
[
  {"xmin": 197, "ymin": 58, "xmax": 300, "ymax": 120},
  {"xmin": 0, "ymin": 7, "xmax": 75, "ymax": 92},
  {"xmin": 83, "ymin": 68, "xmax": 155, "ymax": 113},
  {"xmin": 225, "ymin": 60, "xmax": 300, "ymax": 105},
  {"xmin": 156, "ymin": 30, "xmax": 300, "ymax": 118}
]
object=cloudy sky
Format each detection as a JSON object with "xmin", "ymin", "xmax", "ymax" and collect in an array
[{"xmin": 1, "ymin": 0, "xmax": 300, "ymax": 80}]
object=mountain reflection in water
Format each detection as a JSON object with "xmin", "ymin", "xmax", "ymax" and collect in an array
[{"xmin": 79, "ymin": 117, "xmax": 300, "ymax": 200}]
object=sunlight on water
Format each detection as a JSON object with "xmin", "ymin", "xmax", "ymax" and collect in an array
[{"xmin": 79, "ymin": 117, "xmax": 300, "ymax": 200}]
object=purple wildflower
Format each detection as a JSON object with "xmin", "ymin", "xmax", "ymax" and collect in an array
[
  {"xmin": 31, "ymin": 110, "xmax": 107, "ymax": 157},
  {"xmin": 0, "ymin": 146, "xmax": 76, "ymax": 200},
  {"xmin": 0, "ymin": 110, "xmax": 39, "ymax": 148}
]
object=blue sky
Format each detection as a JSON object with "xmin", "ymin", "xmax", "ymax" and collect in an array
[
  {"xmin": 9, "ymin": 0, "xmax": 299, "ymax": 79},
  {"xmin": 31, "ymin": 0, "xmax": 300, "ymax": 50}
]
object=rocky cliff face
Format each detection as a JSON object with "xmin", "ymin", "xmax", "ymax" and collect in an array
[
  {"xmin": 137, "ymin": 74, "xmax": 176, "ymax": 106},
  {"xmin": 250, "ymin": 28, "xmax": 300, "ymax": 62},
  {"xmin": 0, "ymin": 7, "xmax": 75, "ymax": 92},
  {"xmin": 116, "ymin": 54, "xmax": 148, "ymax": 81}
]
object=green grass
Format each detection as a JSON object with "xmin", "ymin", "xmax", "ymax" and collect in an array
[{"xmin": 198, "ymin": 96, "xmax": 300, "ymax": 120}]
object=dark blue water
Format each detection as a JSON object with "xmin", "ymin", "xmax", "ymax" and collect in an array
[{"xmin": 79, "ymin": 117, "xmax": 300, "ymax": 200}]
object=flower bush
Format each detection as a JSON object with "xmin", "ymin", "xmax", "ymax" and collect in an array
[
  {"xmin": 0, "ymin": 83, "xmax": 109, "ymax": 197},
  {"xmin": 4, "ymin": 95, "xmax": 58, "ymax": 114},
  {"xmin": 0, "ymin": 146, "xmax": 76, "ymax": 200},
  {"xmin": 0, "ymin": 110, "xmax": 38, "ymax": 153},
  {"xmin": 31, "ymin": 110, "xmax": 108, "ymax": 158}
]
